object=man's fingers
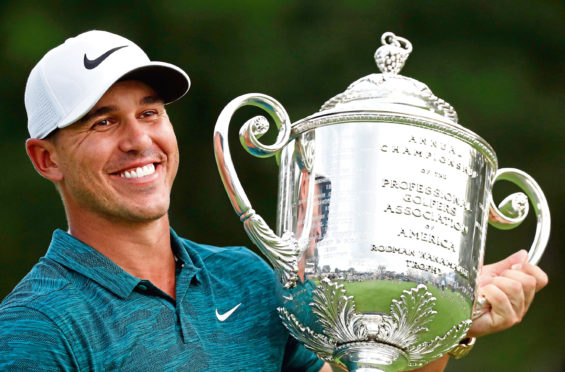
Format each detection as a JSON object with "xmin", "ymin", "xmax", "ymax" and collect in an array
[
  {"xmin": 490, "ymin": 276, "xmax": 526, "ymax": 318},
  {"xmin": 479, "ymin": 250, "xmax": 528, "ymax": 286},
  {"xmin": 490, "ymin": 250, "xmax": 527, "ymax": 271},
  {"xmin": 482, "ymin": 283, "xmax": 517, "ymax": 326},
  {"xmin": 499, "ymin": 269, "xmax": 536, "ymax": 313},
  {"xmin": 521, "ymin": 262, "xmax": 549, "ymax": 292},
  {"xmin": 470, "ymin": 284, "xmax": 515, "ymax": 337}
]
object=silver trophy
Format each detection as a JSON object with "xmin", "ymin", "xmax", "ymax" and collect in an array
[{"xmin": 213, "ymin": 32, "xmax": 550, "ymax": 371}]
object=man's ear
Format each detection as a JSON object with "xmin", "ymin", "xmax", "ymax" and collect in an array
[{"xmin": 25, "ymin": 138, "xmax": 64, "ymax": 182}]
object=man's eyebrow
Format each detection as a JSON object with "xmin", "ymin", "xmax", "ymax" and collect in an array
[
  {"xmin": 140, "ymin": 95, "xmax": 164, "ymax": 105},
  {"xmin": 80, "ymin": 105, "xmax": 118, "ymax": 123},
  {"xmin": 79, "ymin": 96, "xmax": 163, "ymax": 123}
]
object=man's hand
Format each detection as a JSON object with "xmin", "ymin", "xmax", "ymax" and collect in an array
[
  {"xmin": 319, "ymin": 362, "xmax": 345, "ymax": 371},
  {"xmin": 469, "ymin": 249, "xmax": 548, "ymax": 337}
]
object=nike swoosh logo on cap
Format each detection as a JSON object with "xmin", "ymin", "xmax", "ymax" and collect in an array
[
  {"xmin": 215, "ymin": 303, "xmax": 241, "ymax": 322},
  {"xmin": 83, "ymin": 45, "xmax": 128, "ymax": 70}
]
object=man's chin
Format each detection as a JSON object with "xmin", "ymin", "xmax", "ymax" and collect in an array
[
  {"xmin": 103, "ymin": 203, "xmax": 170, "ymax": 225},
  {"xmin": 126, "ymin": 207, "xmax": 169, "ymax": 223},
  {"xmin": 128, "ymin": 212, "xmax": 168, "ymax": 224}
]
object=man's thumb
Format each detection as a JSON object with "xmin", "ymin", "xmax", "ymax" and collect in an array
[{"xmin": 486, "ymin": 249, "xmax": 528, "ymax": 274}]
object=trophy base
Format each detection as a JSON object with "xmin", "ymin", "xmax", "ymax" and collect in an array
[{"xmin": 335, "ymin": 342, "xmax": 409, "ymax": 372}]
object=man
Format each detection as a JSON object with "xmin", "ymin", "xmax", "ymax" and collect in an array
[
  {"xmin": 0, "ymin": 30, "xmax": 323, "ymax": 371},
  {"xmin": 0, "ymin": 30, "xmax": 547, "ymax": 371}
]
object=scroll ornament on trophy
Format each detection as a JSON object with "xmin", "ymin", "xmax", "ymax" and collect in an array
[{"xmin": 213, "ymin": 32, "xmax": 550, "ymax": 371}]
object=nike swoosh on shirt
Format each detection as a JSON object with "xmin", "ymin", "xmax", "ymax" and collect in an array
[
  {"xmin": 83, "ymin": 45, "xmax": 128, "ymax": 69},
  {"xmin": 215, "ymin": 303, "xmax": 242, "ymax": 322}
]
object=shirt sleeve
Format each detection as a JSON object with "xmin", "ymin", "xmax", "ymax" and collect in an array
[
  {"xmin": 281, "ymin": 336, "xmax": 325, "ymax": 372},
  {"xmin": 0, "ymin": 306, "xmax": 78, "ymax": 371}
]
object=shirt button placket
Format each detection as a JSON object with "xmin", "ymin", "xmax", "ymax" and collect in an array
[{"xmin": 176, "ymin": 266, "xmax": 194, "ymax": 344}]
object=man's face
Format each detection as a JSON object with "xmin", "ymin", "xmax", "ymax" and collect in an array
[{"xmin": 51, "ymin": 80, "xmax": 179, "ymax": 224}]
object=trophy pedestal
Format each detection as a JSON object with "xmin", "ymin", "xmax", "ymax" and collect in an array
[{"xmin": 335, "ymin": 342, "xmax": 409, "ymax": 372}]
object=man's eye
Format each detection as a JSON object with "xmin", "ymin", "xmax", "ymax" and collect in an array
[
  {"xmin": 140, "ymin": 110, "xmax": 158, "ymax": 118},
  {"xmin": 91, "ymin": 119, "xmax": 111, "ymax": 129}
]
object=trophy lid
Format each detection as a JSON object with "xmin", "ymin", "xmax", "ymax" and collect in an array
[
  {"xmin": 315, "ymin": 32, "xmax": 459, "ymax": 125},
  {"xmin": 291, "ymin": 32, "xmax": 497, "ymax": 168}
]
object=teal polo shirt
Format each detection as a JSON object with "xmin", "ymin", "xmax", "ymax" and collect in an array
[{"xmin": 0, "ymin": 228, "xmax": 323, "ymax": 371}]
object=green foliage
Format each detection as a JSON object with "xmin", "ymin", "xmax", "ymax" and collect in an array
[{"xmin": 0, "ymin": 1, "xmax": 563, "ymax": 370}]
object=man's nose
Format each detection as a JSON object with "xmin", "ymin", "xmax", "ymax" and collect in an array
[{"xmin": 118, "ymin": 118, "xmax": 152, "ymax": 152}]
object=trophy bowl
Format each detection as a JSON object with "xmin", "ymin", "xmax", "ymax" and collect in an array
[{"xmin": 213, "ymin": 32, "xmax": 550, "ymax": 371}]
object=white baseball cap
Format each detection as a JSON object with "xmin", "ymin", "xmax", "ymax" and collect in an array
[{"xmin": 25, "ymin": 30, "xmax": 190, "ymax": 139}]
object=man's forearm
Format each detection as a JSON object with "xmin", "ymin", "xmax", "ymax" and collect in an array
[
  {"xmin": 405, "ymin": 355, "xmax": 449, "ymax": 372},
  {"xmin": 319, "ymin": 354, "xmax": 449, "ymax": 372}
]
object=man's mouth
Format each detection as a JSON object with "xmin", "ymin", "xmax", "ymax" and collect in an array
[{"xmin": 119, "ymin": 163, "xmax": 156, "ymax": 179}]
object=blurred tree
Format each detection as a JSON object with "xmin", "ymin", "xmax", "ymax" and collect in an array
[{"xmin": 0, "ymin": 1, "xmax": 563, "ymax": 370}]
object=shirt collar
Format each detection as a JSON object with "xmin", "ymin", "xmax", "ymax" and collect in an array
[
  {"xmin": 45, "ymin": 228, "xmax": 201, "ymax": 299},
  {"xmin": 169, "ymin": 227, "xmax": 202, "ymax": 285}
]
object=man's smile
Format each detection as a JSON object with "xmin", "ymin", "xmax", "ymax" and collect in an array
[
  {"xmin": 119, "ymin": 163, "xmax": 156, "ymax": 179},
  {"xmin": 106, "ymin": 150, "xmax": 168, "ymax": 183},
  {"xmin": 109, "ymin": 161, "xmax": 164, "ymax": 185}
]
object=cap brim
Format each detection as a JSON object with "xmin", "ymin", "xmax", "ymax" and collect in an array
[{"xmin": 120, "ymin": 61, "xmax": 190, "ymax": 104}]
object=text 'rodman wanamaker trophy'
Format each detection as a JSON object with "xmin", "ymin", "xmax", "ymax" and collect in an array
[{"xmin": 213, "ymin": 32, "xmax": 550, "ymax": 371}]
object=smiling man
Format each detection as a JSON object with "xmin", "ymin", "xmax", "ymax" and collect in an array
[
  {"xmin": 0, "ymin": 30, "xmax": 548, "ymax": 372},
  {"xmin": 0, "ymin": 30, "xmax": 325, "ymax": 371}
]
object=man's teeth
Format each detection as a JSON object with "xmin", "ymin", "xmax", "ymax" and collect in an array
[{"xmin": 120, "ymin": 164, "xmax": 156, "ymax": 178}]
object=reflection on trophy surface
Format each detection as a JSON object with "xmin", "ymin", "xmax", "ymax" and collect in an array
[
  {"xmin": 284, "ymin": 170, "xmax": 332, "ymax": 334},
  {"xmin": 296, "ymin": 172, "xmax": 331, "ymax": 283},
  {"xmin": 214, "ymin": 32, "xmax": 550, "ymax": 371}
]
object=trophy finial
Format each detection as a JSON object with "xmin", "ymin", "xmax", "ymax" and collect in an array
[{"xmin": 375, "ymin": 32, "xmax": 413, "ymax": 74}]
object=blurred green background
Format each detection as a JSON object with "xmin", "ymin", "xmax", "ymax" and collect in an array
[{"xmin": 0, "ymin": 1, "xmax": 563, "ymax": 370}]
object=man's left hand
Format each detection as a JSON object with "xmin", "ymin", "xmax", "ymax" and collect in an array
[{"xmin": 468, "ymin": 249, "xmax": 548, "ymax": 338}]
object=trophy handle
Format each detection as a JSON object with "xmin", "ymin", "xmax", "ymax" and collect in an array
[
  {"xmin": 487, "ymin": 167, "xmax": 550, "ymax": 265},
  {"xmin": 473, "ymin": 167, "xmax": 550, "ymax": 320},
  {"xmin": 213, "ymin": 93, "xmax": 300, "ymax": 287}
]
